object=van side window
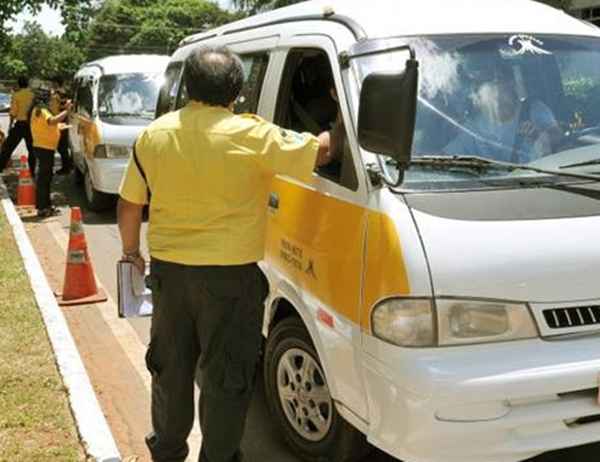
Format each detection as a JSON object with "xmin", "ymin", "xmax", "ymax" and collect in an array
[
  {"xmin": 175, "ymin": 52, "xmax": 269, "ymax": 113},
  {"xmin": 234, "ymin": 53, "xmax": 269, "ymax": 114},
  {"xmin": 156, "ymin": 62, "xmax": 183, "ymax": 118},
  {"xmin": 275, "ymin": 49, "xmax": 358, "ymax": 191},
  {"xmin": 77, "ymin": 80, "xmax": 94, "ymax": 118}
]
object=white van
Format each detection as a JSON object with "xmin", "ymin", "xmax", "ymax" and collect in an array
[
  {"xmin": 70, "ymin": 55, "xmax": 169, "ymax": 210},
  {"xmin": 156, "ymin": 1, "xmax": 600, "ymax": 461}
]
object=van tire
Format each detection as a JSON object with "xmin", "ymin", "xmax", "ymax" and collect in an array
[
  {"xmin": 84, "ymin": 168, "xmax": 114, "ymax": 211},
  {"xmin": 264, "ymin": 317, "xmax": 369, "ymax": 462}
]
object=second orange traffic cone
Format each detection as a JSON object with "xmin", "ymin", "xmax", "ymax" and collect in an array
[
  {"xmin": 17, "ymin": 155, "xmax": 36, "ymax": 207},
  {"xmin": 56, "ymin": 207, "xmax": 107, "ymax": 306}
]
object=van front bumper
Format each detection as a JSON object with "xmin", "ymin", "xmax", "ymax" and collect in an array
[{"xmin": 362, "ymin": 334, "xmax": 600, "ymax": 462}]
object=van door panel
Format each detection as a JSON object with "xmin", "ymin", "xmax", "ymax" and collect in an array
[
  {"xmin": 257, "ymin": 30, "xmax": 369, "ymax": 420},
  {"xmin": 265, "ymin": 176, "xmax": 369, "ymax": 419}
]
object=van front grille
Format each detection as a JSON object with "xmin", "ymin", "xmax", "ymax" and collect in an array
[{"xmin": 543, "ymin": 306, "xmax": 600, "ymax": 329}]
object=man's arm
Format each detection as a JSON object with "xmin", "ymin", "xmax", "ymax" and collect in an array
[{"xmin": 117, "ymin": 197, "xmax": 145, "ymax": 273}]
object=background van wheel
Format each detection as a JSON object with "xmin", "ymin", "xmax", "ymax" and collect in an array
[
  {"xmin": 264, "ymin": 317, "xmax": 369, "ymax": 462},
  {"xmin": 84, "ymin": 169, "xmax": 115, "ymax": 211}
]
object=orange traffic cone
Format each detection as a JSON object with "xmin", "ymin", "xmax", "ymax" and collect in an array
[
  {"xmin": 56, "ymin": 207, "xmax": 107, "ymax": 306},
  {"xmin": 17, "ymin": 155, "xmax": 36, "ymax": 207}
]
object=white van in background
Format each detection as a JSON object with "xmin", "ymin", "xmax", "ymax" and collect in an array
[{"xmin": 70, "ymin": 55, "xmax": 169, "ymax": 210}]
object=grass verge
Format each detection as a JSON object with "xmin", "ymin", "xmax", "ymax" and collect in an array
[{"xmin": 0, "ymin": 207, "xmax": 85, "ymax": 461}]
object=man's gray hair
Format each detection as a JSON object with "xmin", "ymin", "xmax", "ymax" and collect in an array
[{"xmin": 183, "ymin": 46, "xmax": 244, "ymax": 107}]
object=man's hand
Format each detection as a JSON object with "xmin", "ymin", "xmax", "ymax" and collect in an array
[
  {"xmin": 316, "ymin": 130, "xmax": 331, "ymax": 167},
  {"xmin": 121, "ymin": 249, "xmax": 146, "ymax": 275},
  {"xmin": 519, "ymin": 121, "xmax": 538, "ymax": 139},
  {"xmin": 117, "ymin": 197, "xmax": 145, "ymax": 274}
]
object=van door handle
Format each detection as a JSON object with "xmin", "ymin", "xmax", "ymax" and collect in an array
[{"xmin": 268, "ymin": 192, "xmax": 279, "ymax": 210}]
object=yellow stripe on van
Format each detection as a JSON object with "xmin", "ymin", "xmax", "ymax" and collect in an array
[
  {"xmin": 362, "ymin": 211, "xmax": 411, "ymax": 331},
  {"xmin": 264, "ymin": 177, "xmax": 410, "ymax": 331}
]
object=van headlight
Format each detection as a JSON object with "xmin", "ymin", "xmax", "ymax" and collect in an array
[
  {"xmin": 93, "ymin": 144, "xmax": 132, "ymax": 159},
  {"xmin": 437, "ymin": 299, "xmax": 537, "ymax": 345},
  {"xmin": 371, "ymin": 298, "xmax": 538, "ymax": 347},
  {"xmin": 371, "ymin": 299, "xmax": 435, "ymax": 347}
]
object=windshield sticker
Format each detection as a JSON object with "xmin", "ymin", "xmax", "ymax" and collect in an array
[{"xmin": 507, "ymin": 35, "xmax": 552, "ymax": 56}]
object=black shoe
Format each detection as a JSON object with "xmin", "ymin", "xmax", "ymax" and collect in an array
[
  {"xmin": 56, "ymin": 167, "xmax": 72, "ymax": 175},
  {"xmin": 37, "ymin": 207, "xmax": 59, "ymax": 218}
]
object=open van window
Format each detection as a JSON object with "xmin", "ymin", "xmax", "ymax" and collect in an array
[
  {"xmin": 98, "ymin": 72, "xmax": 162, "ymax": 124},
  {"xmin": 175, "ymin": 53, "xmax": 269, "ymax": 114},
  {"xmin": 276, "ymin": 49, "xmax": 358, "ymax": 190},
  {"xmin": 156, "ymin": 62, "xmax": 183, "ymax": 118},
  {"xmin": 356, "ymin": 34, "xmax": 600, "ymax": 190}
]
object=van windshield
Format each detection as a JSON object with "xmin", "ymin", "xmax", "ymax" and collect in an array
[
  {"xmin": 356, "ymin": 34, "xmax": 600, "ymax": 190},
  {"xmin": 98, "ymin": 73, "xmax": 162, "ymax": 123}
]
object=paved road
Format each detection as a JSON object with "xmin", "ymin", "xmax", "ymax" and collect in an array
[{"xmin": 2, "ymin": 113, "xmax": 598, "ymax": 462}]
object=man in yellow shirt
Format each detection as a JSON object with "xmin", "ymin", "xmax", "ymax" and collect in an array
[
  {"xmin": 118, "ymin": 47, "xmax": 333, "ymax": 462},
  {"xmin": 0, "ymin": 77, "xmax": 34, "ymax": 174},
  {"xmin": 30, "ymin": 90, "xmax": 71, "ymax": 217}
]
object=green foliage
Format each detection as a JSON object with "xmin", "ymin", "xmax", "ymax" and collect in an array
[
  {"xmin": 85, "ymin": 0, "xmax": 245, "ymax": 60},
  {"xmin": 0, "ymin": 22, "xmax": 85, "ymax": 80},
  {"xmin": 563, "ymin": 76, "xmax": 600, "ymax": 126},
  {"xmin": 0, "ymin": 0, "xmax": 89, "ymax": 48},
  {"xmin": 534, "ymin": 0, "xmax": 573, "ymax": 9},
  {"xmin": 231, "ymin": 0, "xmax": 301, "ymax": 14}
]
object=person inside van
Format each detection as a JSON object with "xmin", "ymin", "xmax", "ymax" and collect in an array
[{"xmin": 444, "ymin": 63, "xmax": 561, "ymax": 163}]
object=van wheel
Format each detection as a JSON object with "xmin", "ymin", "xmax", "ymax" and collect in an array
[
  {"xmin": 84, "ymin": 169, "xmax": 114, "ymax": 211},
  {"xmin": 264, "ymin": 317, "xmax": 369, "ymax": 462}
]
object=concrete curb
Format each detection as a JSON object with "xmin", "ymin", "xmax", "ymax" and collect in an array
[{"xmin": 0, "ymin": 178, "xmax": 121, "ymax": 462}]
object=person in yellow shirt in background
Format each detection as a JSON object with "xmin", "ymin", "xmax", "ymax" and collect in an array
[
  {"xmin": 0, "ymin": 77, "xmax": 35, "ymax": 174},
  {"xmin": 30, "ymin": 89, "xmax": 72, "ymax": 218},
  {"xmin": 49, "ymin": 77, "xmax": 72, "ymax": 175}
]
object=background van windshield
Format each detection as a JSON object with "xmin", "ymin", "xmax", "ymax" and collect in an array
[{"xmin": 98, "ymin": 73, "xmax": 162, "ymax": 122}]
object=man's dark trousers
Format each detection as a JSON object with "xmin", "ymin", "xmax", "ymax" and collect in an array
[
  {"xmin": 0, "ymin": 121, "xmax": 34, "ymax": 174},
  {"xmin": 146, "ymin": 259, "xmax": 268, "ymax": 462},
  {"xmin": 57, "ymin": 130, "xmax": 71, "ymax": 171},
  {"xmin": 34, "ymin": 147, "xmax": 54, "ymax": 210}
]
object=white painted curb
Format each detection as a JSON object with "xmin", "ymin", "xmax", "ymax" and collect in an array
[{"xmin": 0, "ymin": 178, "xmax": 121, "ymax": 462}]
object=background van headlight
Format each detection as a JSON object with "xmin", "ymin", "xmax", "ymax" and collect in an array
[
  {"xmin": 371, "ymin": 298, "xmax": 538, "ymax": 347},
  {"xmin": 93, "ymin": 144, "xmax": 132, "ymax": 159}
]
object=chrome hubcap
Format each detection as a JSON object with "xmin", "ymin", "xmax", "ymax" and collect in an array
[{"xmin": 277, "ymin": 348, "xmax": 332, "ymax": 441}]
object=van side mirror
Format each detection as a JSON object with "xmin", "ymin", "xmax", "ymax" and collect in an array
[{"xmin": 357, "ymin": 58, "xmax": 419, "ymax": 168}]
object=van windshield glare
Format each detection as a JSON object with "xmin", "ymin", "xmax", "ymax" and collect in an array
[
  {"xmin": 98, "ymin": 73, "xmax": 162, "ymax": 122},
  {"xmin": 355, "ymin": 34, "xmax": 600, "ymax": 190}
]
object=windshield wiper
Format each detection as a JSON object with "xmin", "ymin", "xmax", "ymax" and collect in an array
[
  {"xmin": 560, "ymin": 158, "xmax": 600, "ymax": 169},
  {"xmin": 101, "ymin": 111, "xmax": 149, "ymax": 117},
  {"xmin": 411, "ymin": 155, "xmax": 600, "ymax": 182}
]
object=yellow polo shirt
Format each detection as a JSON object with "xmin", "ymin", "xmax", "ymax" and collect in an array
[
  {"xmin": 10, "ymin": 88, "xmax": 34, "ymax": 122},
  {"xmin": 119, "ymin": 102, "xmax": 319, "ymax": 266},
  {"xmin": 31, "ymin": 108, "xmax": 60, "ymax": 151},
  {"xmin": 49, "ymin": 91, "xmax": 62, "ymax": 115}
]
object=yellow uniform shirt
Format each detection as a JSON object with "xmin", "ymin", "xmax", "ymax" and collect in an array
[
  {"xmin": 10, "ymin": 88, "xmax": 34, "ymax": 122},
  {"xmin": 120, "ymin": 102, "xmax": 319, "ymax": 266},
  {"xmin": 31, "ymin": 108, "xmax": 60, "ymax": 151},
  {"xmin": 49, "ymin": 91, "xmax": 62, "ymax": 115}
]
